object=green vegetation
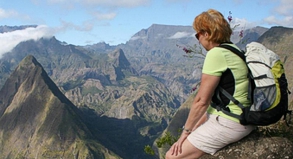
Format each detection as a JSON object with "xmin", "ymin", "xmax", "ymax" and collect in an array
[
  {"xmin": 156, "ymin": 131, "xmax": 179, "ymax": 148},
  {"xmin": 62, "ymin": 79, "xmax": 84, "ymax": 91},
  {"xmin": 144, "ymin": 130, "xmax": 181, "ymax": 156},
  {"xmin": 81, "ymin": 86, "xmax": 103, "ymax": 96},
  {"xmin": 144, "ymin": 145, "xmax": 155, "ymax": 156}
]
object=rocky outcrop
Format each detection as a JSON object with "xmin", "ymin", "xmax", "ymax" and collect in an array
[{"xmin": 201, "ymin": 125, "xmax": 293, "ymax": 159}]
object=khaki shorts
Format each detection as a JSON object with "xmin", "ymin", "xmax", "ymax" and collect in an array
[{"xmin": 187, "ymin": 114, "xmax": 255, "ymax": 155}]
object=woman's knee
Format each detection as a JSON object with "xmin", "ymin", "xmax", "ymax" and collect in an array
[
  {"xmin": 165, "ymin": 145, "xmax": 205, "ymax": 159},
  {"xmin": 165, "ymin": 150, "xmax": 173, "ymax": 159}
]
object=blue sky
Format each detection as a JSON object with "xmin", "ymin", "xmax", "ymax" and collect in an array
[{"xmin": 0, "ymin": 0, "xmax": 292, "ymax": 51}]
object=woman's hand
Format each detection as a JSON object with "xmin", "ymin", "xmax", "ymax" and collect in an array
[{"xmin": 169, "ymin": 132, "xmax": 190, "ymax": 156}]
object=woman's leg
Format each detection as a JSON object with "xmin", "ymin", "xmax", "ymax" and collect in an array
[
  {"xmin": 165, "ymin": 114, "xmax": 255, "ymax": 159},
  {"xmin": 165, "ymin": 139, "xmax": 206, "ymax": 159}
]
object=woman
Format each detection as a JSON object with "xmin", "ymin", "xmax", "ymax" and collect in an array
[{"xmin": 165, "ymin": 9, "xmax": 255, "ymax": 159}]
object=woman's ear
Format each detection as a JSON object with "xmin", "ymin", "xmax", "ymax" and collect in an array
[{"xmin": 204, "ymin": 32, "xmax": 209, "ymax": 37}]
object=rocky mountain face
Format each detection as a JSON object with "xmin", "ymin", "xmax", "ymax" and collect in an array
[
  {"xmin": 101, "ymin": 24, "xmax": 203, "ymax": 103},
  {"xmin": 0, "ymin": 55, "xmax": 119, "ymax": 158},
  {"xmin": 110, "ymin": 24, "xmax": 266, "ymax": 104},
  {"xmin": 0, "ymin": 27, "xmax": 182, "ymax": 158},
  {"xmin": 236, "ymin": 26, "xmax": 269, "ymax": 50}
]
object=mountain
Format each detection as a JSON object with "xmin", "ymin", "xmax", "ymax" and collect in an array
[
  {"xmin": 0, "ymin": 55, "xmax": 120, "ymax": 158},
  {"xmin": 0, "ymin": 24, "xmax": 268, "ymax": 105},
  {"xmin": 0, "ymin": 25, "xmax": 37, "ymax": 33},
  {"xmin": 235, "ymin": 26, "xmax": 268, "ymax": 49},
  {"xmin": 114, "ymin": 24, "xmax": 268, "ymax": 103},
  {"xmin": 0, "ymin": 33, "xmax": 180, "ymax": 158},
  {"xmin": 114, "ymin": 24, "xmax": 205, "ymax": 103}
]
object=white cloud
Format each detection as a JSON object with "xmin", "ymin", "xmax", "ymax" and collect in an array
[
  {"xmin": 264, "ymin": 0, "xmax": 293, "ymax": 27},
  {"xmin": 59, "ymin": 20, "xmax": 94, "ymax": 32},
  {"xmin": 230, "ymin": 18, "xmax": 256, "ymax": 30},
  {"xmin": 264, "ymin": 15, "xmax": 293, "ymax": 27},
  {"xmin": 45, "ymin": 0, "xmax": 150, "ymax": 8},
  {"xmin": 0, "ymin": 25, "xmax": 54, "ymax": 58},
  {"xmin": 42, "ymin": 0, "xmax": 149, "ymax": 26},
  {"xmin": 129, "ymin": 36, "xmax": 147, "ymax": 41},
  {"xmin": 274, "ymin": 0, "xmax": 293, "ymax": 16},
  {"xmin": 92, "ymin": 11, "xmax": 117, "ymax": 20},
  {"xmin": 82, "ymin": 0, "xmax": 150, "ymax": 8},
  {"xmin": 0, "ymin": 8, "xmax": 18, "ymax": 19},
  {"xmin": 168, "ymin": 31, "xmax": 193, "ymax": 39},
  {"xmin": 0, "ymin": 7, "xmax": 31, "ymax": 23}
]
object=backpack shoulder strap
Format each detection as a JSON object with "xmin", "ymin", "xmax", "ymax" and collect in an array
[
  {"xmin": 213, "ymin": 45, "xmax": 251, "ymax": 120},
  {"xmin": 217, "ymin": 87, "xmax": 244, "ymax": 120},
  {"xmin": 218, "ymin": 44, "xmax": 246, "ymax": 61},
  {"xmin": 218, "ymin": 44, "xmax": 254, "ymax": 101}
]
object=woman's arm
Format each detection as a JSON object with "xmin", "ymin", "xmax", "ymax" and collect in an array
[
  {"xmin": 183, "ymin": 73, "xmax": 220, "ymax": 132},
  {"xmin": 169, "ymin": 73, "xmax": 220, "ymax": 155},
  {"xmin": 192, "ymin": 112, "xmax": 207, "ymax": 131}
]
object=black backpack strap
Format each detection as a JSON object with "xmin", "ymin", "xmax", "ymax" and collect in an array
[
  {"xmin": 217, "ymin": 44, "xmax": 254, "ymax": 102},
  {"xmin": 218, "ymin": 87, "xmax": 243, "ymax": 120},
  {"xmin": 212, "ymin": 44, "xmax": 249, "ymax": 121},
  {"xmin": 218, "ymin": 44, "xmax": 246, "ymax": 61},
  {"xmin": 218, "ymin": 87, "xmax": 245, "ymax": 109}
]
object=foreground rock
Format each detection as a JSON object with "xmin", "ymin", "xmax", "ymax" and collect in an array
[{"xmin": 201, "ymin": 128, "xmax": 293, "ymax": 159}]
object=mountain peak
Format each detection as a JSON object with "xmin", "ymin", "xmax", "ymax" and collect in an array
[
  {"xmin": 106, "ymin": 48, "xmax": 137, "ymax": 81},
  {"xmin": 257, "ymin": 26, "xmax": 293, "ymax": 44},
  {"xmin": 108, "ymin": 48, "xmax": 130, "ymax": 68},
  {"xmin": 18, "ymin": 54, "xmax": 41, "ymax": 68},
  {"xmin": 0, "ymin": 55, "xmax": 118, "ymax": 158}
]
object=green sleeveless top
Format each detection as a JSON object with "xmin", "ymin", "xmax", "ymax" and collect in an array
[{"xmin": 202, "ymin": 44, "xmax": 250, "ymax": 122}]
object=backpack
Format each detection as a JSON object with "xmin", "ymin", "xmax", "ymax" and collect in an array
[{"xmin": 214, "ymin": 42, "xmax": 292, "ymax": 126}]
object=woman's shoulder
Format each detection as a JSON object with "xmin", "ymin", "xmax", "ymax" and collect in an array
[
  {"xmin": 210, "ymin": 43, "xmax": 243, "ymax": 58},
  {"xmin": 208, "ymin": 43, "xmax": 237, "ymax": 55}
]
